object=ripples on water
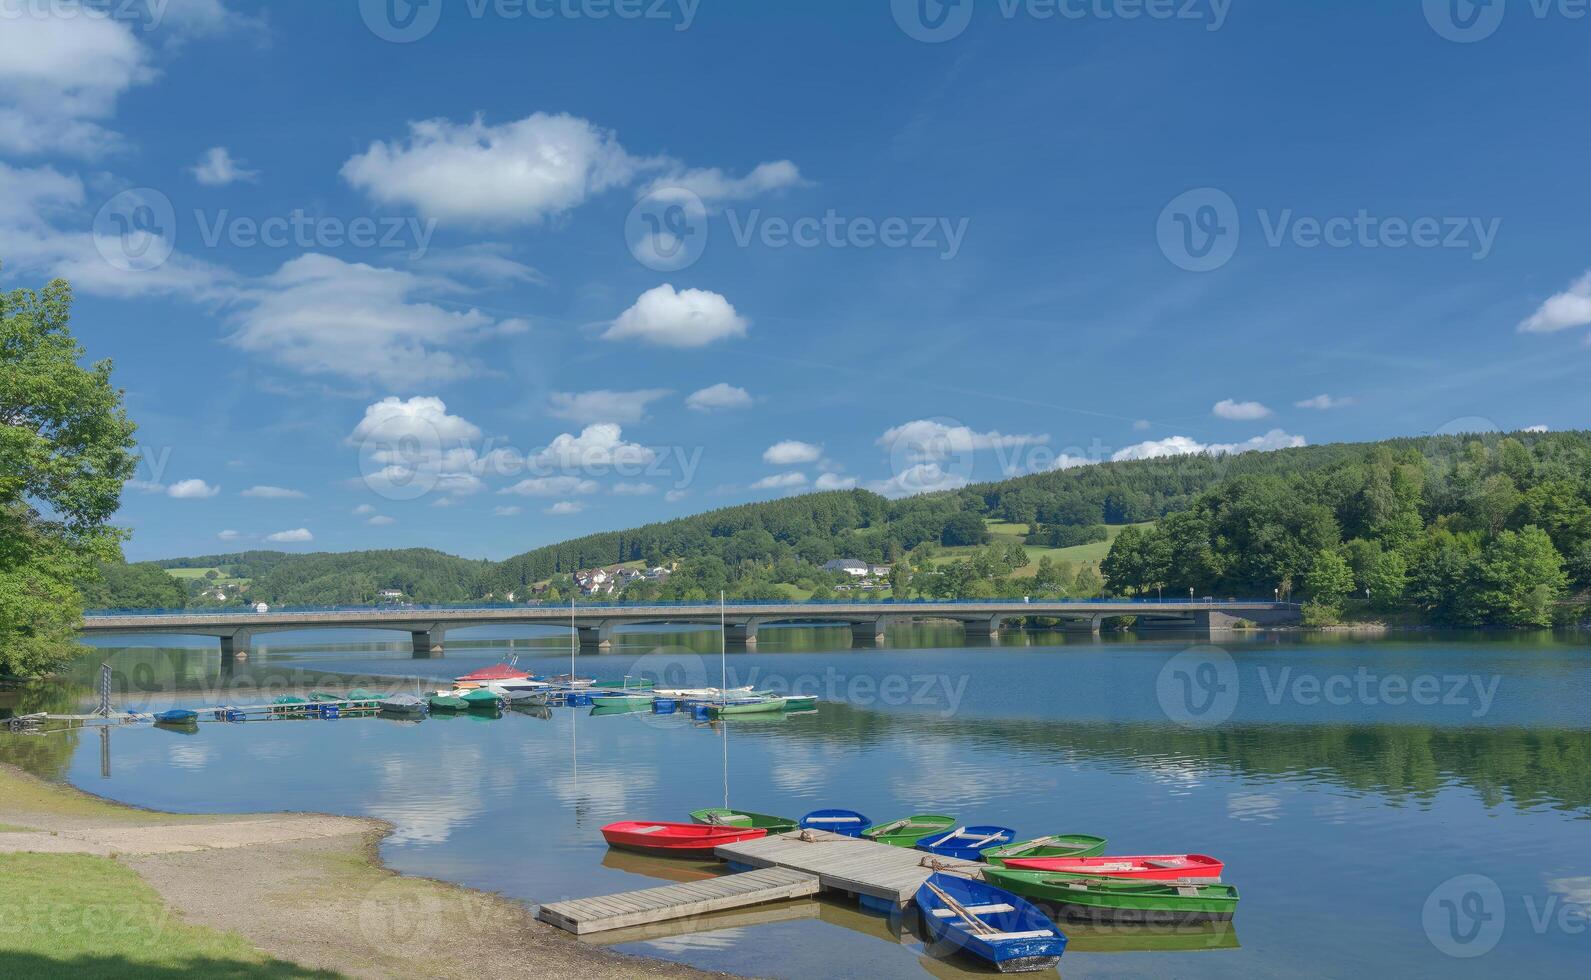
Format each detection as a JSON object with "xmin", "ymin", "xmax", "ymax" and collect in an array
[{"xmin": 1, "ymin": 625, "xmax": 1587, "ymax": 978}]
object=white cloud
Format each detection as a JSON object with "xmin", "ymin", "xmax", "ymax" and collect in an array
[
  {"xmin": 643, "ymin": 160, "xmax": 806, "ymax": 205},
  {"xmin": 1112, "ymin": 429, "xmax": 1306, "ymax": 462},
  {"xmin": 762, "ymin": 440, "xmax": 822, "ymax": 465},
  {"xmin": 603, "ymin": 284, "xmax": 748, "ymax": 348},
  {"xmin": 0, "ymin": 13, "xmax": 151, "ymax": 157},
  {"xmin": 366, "ymin": 515, "xmax": 396, "ymax": 526},
  {"xmin": 265, "ymin": 527, "xmax": 313, "ymax": 543},
  {"xmin": 348, "ymin": 395, "xmax": 482, "ymax": 446},
  {"xmin": 217, "ymin": 529, "xmax": 240, "ymax": 541},
  {"xmin": 664, "ymin": 489, "xmax": 689, "ymax": 502},
  {"xmin": 352, "ymin": 504, "xmax": 376, "ymax": 515},
  {"xmin": 1046, "ymin": 455, "xmax": 1095, "ymax": 472},
  {"xmin": 751, "ymin": 472, "xmax": 808, "ymax": 490},
  {"xmin": 127, "ymin": 479, "xmax": 166, "ymax": 494},
  {"xmin": 1133, "ymin": 419, "xmax": 1152, "ymax": 431},
  {"xmin": 190, "ymin": 146, "xmax": 257, "ymax": 186},
  {"xmin": 341, "ymin": 112, "xmax": 647, "ymax": 225},
  {"xmin": 548, "ymin": 388, "xmax": 670, "ymax": 425},
  {"xmin": 877, "ymin": 420, "xmax": 1048, "ymax": 462},
  {"xmin": 418, "ymin": 243, "xmax": 544, "ymax": 286},
  {"xmin": 533, "ymin": 424, "xmax": 655, "ymax": 470},
  {"xmin": 228, "ymin": 255, "xmax": 506, "ymax": 387},
  {"xmin": 814, "ymin": 473, "xmax": 857, "ymax": 490},
  {"xmin": 1212, "ymin": 399, "xmax": 1273, "ymax": 421},
  {"xmin": 500, "ymin": 476, "xmax": 599, "ymax": 497},
  {"xmin": 493, "ymin": 505, "xmax": 522, "ymax": 516},
  {"xmin": 685, "ymin": 383, "xmax": 753, "ymax": 412},
  {"xmin": 1519, "ymin": 270, "xmax": 1591, "ymax": 334},
  {"xmin": 240, "ymin": 485, "xmax": 304, "ymax": 499},
  {"xmin": 545, "ymin": 501, "xmax": 586, "ymax": 515},
  {"xmin": 869, "ymin": 463, "xmax": 969, "ymax": 498},
  {"xmin": 612, "ymin": 482, "xmax": 657, "ymax": 495},
  {"xmin": 1523, "ymin": 425, "xmax": 1549, "ymax": 433},
  {"xmin": 167, "ymin": 478, "xmax": 219, "ymax": 499},
  {"xmin": 1295, "ymin": 394, "xmax": 1356, "ymax": 410}
]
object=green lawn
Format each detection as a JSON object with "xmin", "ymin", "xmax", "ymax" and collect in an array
[
  {"xmin": 0, "ymin": 852, "xmax": 330, "ymax": 978},
  {"xmin": 928, "ymin": 521, "xmax": 1153, "ymax": 577},
  {"xmin": 165, "ymin": 567, "xmax": 250, "ymax": 588}
]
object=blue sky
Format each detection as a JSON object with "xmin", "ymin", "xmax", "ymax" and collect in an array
[{"xmin": 3, "ymin": 0, "xmax": 1588, "ymax": 561}]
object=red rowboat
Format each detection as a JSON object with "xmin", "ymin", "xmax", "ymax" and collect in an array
[
  {"xmin": 1000, "ymin": 854, "xmax": 1225, "ymax": 881},
  {"xmin": 601, "ymin": 821, "xmax": 768, "ymax": 857}
]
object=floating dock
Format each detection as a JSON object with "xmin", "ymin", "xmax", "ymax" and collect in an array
[
  {"xmin": 715, "ymin": 830, "xmax": 987, "ymax": 911},
  {"xmin": 536, "ymin": 866, "xmax": 820, "ymax": 934}
]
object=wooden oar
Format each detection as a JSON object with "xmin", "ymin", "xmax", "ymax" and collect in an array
[
  {"xmin": 962, "ymin": 830, "xmax": 1008, "ymax": 850},
  {"xmin": 1005, "ymin": 836, "xmax": 1057, "ymax": 855},
  {"xmin": 923, "ymin": 880, "xmax": 997, "ymax": 937},
  {"xmin": 926, "ymin": 826, "xmax": 967, "ymax": 848},
  {"xmin": 868, "ymin": 817, "xmax": 913, "ymax": 836}
]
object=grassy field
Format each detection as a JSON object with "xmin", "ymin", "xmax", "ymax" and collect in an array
[
  {"xmin": 165, "ymin": 567, "xmax": 250, "ymax": 588},
  {"xmin": 928, "ymin": 521, "xmax": 1152, "ymax": 576},
  {"xmin": 0, "ymin": 852, "xmax": 325, "ymax": 978}
]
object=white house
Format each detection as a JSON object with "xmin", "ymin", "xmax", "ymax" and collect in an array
[{"xmin": 823, "ymin": 558, "xmax": 870, "ymax": 577}]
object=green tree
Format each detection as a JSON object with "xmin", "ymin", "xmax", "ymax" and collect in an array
[
  {"xmin": 888, "ymin": 562, "xmax": 912, "ymax": 598},
  {"xmin": 1, "ymin": 273, "xmax": 138, "ymax": 675},
  {"xmin": 1464, "ymin": 526, "xmax": 1567, "ymax": 627},
  {"xmin": 941, "ymin": 512, "xmax": 989, "ymax": 547},
  {"xmin": 1304, "ymin": 550, "xmax": 1355, "ymax": 603}
]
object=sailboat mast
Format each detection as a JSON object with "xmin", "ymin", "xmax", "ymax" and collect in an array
[
  {"xmin": 570, "ymin": 592, "xmax": 576, "ymax": 680},
  {"xmin": 719, "ymin": 589, "xmax": 727, "ymax": 691}
]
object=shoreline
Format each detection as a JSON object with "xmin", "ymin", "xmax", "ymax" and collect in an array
[{"xmin": 0, "ymin": 762, "xmax": 720, "ymax": 979}]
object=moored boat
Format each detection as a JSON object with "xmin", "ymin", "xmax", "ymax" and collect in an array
[
  {"xmin": 379, "ymin": 694, "xmax": 427, "ymax": 715},
  {"xmin": 917, "ymin": 825, "xmax": 1018, "ymax": 862},
  {"xmin": 152, "ymin": 709, "xmax": 199, "ymax": 726},
  {"xmin": 915, "ymin": 872, "xmax": 1067, "ymax": 974},
  {"xmin": 799, "ymin": 809, "xmax": 871, "ymax": 836},
  {"xmin": 982, "ymin": 868, "xmax": 1240, "ymax": 923},
  {"xmin": 600, "ymin": 820, "xmax": 767, "ymax": 857},
  {"xmin": 862, "ymin": 814, "xmax": 957, "ymax": 847},
  {"xmin": 591, "ymin": 678, "xmax": 654, "ymax": 690},
  {"xmin": 428, "ymin": 694, "xmax": 468, "ymax": 712},
  {"xmin": 689, "ymin": 808, "xmax": 799, "ymax": 835},
  {"xmin": 307, "ymin": 691, "xmax": 342, "ymax": 703},
  {"xmin": 705, "ymin": 697, "xmax": 788, "ymax": 717},
  {"xmin": 453, "ymin": 664, "xmax": 532, "ymax": 689},
  {"xmin": 983, "ymin": 835, "xmax": 1108, "ymax": 866},
  {"xmin": 460, "ymin": 688, "xmax": 503, "ymax": 711},
  {"xmin": 1001, "ymin": 854, "xmax": 1224, "ymax": 881},
  {"xmin": 346, "ymin": 688, "xmax": 390, "ymax": 701},
  {"xmin": 590, "ymin": 695, "xmax": 654, "ymax": 715},
  {"xmin": 654, "ymin": 686, "xmax": 755, "ymax": 700},
  {"xmin": 780, "ymin": 694, "xmax": 818, "ymax": 710}
]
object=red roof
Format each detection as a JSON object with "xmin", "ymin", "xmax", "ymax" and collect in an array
[{"xmin": 455, "ymin": 664, "xmax": 530, "ymax": 681}]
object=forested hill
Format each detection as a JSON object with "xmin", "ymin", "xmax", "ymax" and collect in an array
[{"xmin": 115, "ymin": 430, "xmax": 1591, "ymax": 625}]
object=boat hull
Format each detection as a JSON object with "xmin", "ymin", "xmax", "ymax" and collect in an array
[
  {"xmin": 916, "ymin": 872, "xmax": 1066, "ymax": 973},
  {"xmin": 799, "ymin": 809, "xmax": 871, "ymax": 837},
  {"xmin": 983, "ymin": 869, "xmax": 1240, "ymax": 924},
  {"xmin": 863, "ymin": 814, "xmax": 957, "ymax": 847},
  {"xmin": 689, "ymin": 809, "xmax": 799, "ymax": 835},
  {"xmin": 600, "ymin": 820, "xmax": 767, "ymax": 857},
  {"xmin": 1002, "ymin": 854, "xmax": 1224, "ymax": 881},
  {"xmin": 917, "ymin": 825, "xmax": 1018, "ymax": 862},
  {"xmin": 706, "ymin": 698, "xmax": 788, "ymax": 717},
  {"xmin": 983, "ymin": 835, "xmax": 1108, "ymax": 866}
]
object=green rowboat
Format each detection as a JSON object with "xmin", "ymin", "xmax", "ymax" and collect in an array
[
  {"xmin": 428, "ymin": 694, "xmax": 468, "ymax": 712},
  {"xmin": 780, "ymin": 694, "xmax": 818, "ymax": 710},
  {"xmin": 706, "ymin": 698, "xmax": 788, "ymax": 717},
  {"xmin": 590, "ymin": 679, "xmax": 654, "ymax": 690},
  {"xmin": 308, "ymin": 691, "xmax": 343, "ymax": 703},
  {"xmin": 590, "ymin": 696, "xmax": 653, "ymax": 715},
  {"xmin": 982, "ymin": 868, "xmax": 1240, "ymax": 923},
  {"xmin": 460, "ymin": 688, "xmax": 502, "ymax": 710},
  {"xmin": 982, "ymin": 834, "xmax": 1109, "ymax": 865},
  {"xmin": 688, "ymin": 808, "xmax": 799, "ymax": 834},
  {"xmin": 861, "ymin": 814, "xmax": 956, "ymax": 847}
]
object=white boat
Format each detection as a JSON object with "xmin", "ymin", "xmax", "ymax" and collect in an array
[{"xmin": 654, "ymin": 686, "xmax": 755, "ymax": 700}]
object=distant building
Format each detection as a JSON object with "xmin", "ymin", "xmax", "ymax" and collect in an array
[
  {"xmin": 377, "ymin": 588, "xmax": 404, "ymax": 599},
  {"xmin": 823, "ymin": 558, "xmax": 870, "ymax": 577},
  {"xmin": 868, "ymin": 563, "xmax": 892, "ymax": 577}
]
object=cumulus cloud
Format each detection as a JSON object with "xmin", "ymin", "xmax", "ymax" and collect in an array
[
  {"xmin": 602, "ymin": 284, "xmax": 748, "ymax": 347},
  {"xmin": 352, "ymin": 503, "xmax": 376, "ymax": 515},
  {"xmin": 1523, "ymin": 425, "xmax": 1549, "ymax": 433},
  {"xmin": 341, "ymin": 112, "xmax": 647, "ymax": 225},
  {"xmin": 367, "ymin": 515, "xmax": 396, "ymax": 526},
  {"xmin": 228, "ymin": 255, "xmax": 509, "ymax": 387},
  {"xmin": 815, "ymin": 473, "xmax": 857, "ymax": 490},
  {"xmin": 685, "ymin": 383, "xmax": 752, "ymax": 412},
  {"xmin": 869, "ymin": 463, "xmax": 969, "ymax": 498},
  {"xmin": 167, "ymin": 478, "xmax": 219, "ymax": 499},
  {"xmin": 664, "ymin": 489, "xmax": 689, "ymax": 502},
  {"xmin": 548, "ymin": 388, "xmax": 670, "ymax": 425},
  {"xmin": 265, "ymin": 527, "xmax": 313, "ymax": 543},
  {"xmin": 612, "ymin": 482, "xmax": 657, "ymax": 495},
  {"xmin": 348, "ymin": 395, "xmax": 482, "ymax": 446},
  {"xmin": 1295, "ymin": 394, "xmax": 1355, "ymax": 410},
  {"xmin": 217, "ymin": 529, "xmax": 240, "ymax": 540},
  {"xmin": 751, "ymin": 472, "xmax": 808, "ymax": 490},
  {"xmin": 417, "ymin": 243, "xmax": 544, "ymax": 286},
  {"xmin": 545, "ymin": 501, "xmax": 586, "ymax": 515},
  {"xmin": 190, "ymin": 146, "xmax": 257, "ymax": 186},
  {"xmin": 1112, "ymin": 429, "xmax": 1306, "ymax": 462},
  {"xmin": 643, "ymin": 160, "xmax": 807, "ymax": 205},
  {"xmin": 763, "ymin": 440, "xmax": 822, "ymax": 465},
  {"xmin": 1519, "ymin": 270, "xmax": 1591, "ymax": 335},
  {"xmin": 493, "ymin": 505, "xmax": 522, "ymax": 516},
  {"xmin": 533, "ymin": 424, "xmax": 656, "ymax": 470},
  {"xmin": 0, "ymin": 13, "xmax": 151, "ymax": 157},
  {"xmin": 877, "ymin": 420, "xmax": 1048, "ymax": 462},
  {"xmin": 240, "ymin": 485, "xmax": 304, "ymax": 499},
  {"xmin": 500, "ymin": 476, "xmax": 599, "ymax": 497},
  {"xmin": 1212, "ymin": 399, "xmax": 1273, "ymax": 421}
]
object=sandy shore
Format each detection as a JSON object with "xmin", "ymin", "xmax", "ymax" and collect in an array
[{"xmin": 0, "ymin": 762, "xmax": 721, "ymax": 978}]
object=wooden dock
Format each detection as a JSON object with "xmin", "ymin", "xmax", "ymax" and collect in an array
[
  {"xmin": 715, "ymin": 830, "xmax": 987, "ymax": 911},
  {"xmin": 536, "ymin": 866, "xmax": 820, "ymax": 935}
]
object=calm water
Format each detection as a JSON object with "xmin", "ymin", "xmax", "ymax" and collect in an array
[{"xmin": 4, "ymin": 625, "xmax": 1587, "ymax": 978}]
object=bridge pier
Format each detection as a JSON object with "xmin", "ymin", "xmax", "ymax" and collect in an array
[
  {"xmin": 1063, "ymin": 615, "xmax": 1104, "ymax": 635},
  {"xmin": 577, "ymin": 622, "xmax": 615, "ymax": 652},
  {"xmin": 219, "ymin": 629, "xmax": 253, "ymax": 664},
  {"xmin": 411, "ymin": 627, "xmax": 446, "ymax": 658},
  {"xmin": 725, "ymin": 621, "xmax": 759, "ymax": 647},
  {"xmin": 961, "ymin": 616, "xmax": 1003, "ymax": 640},
  {"xmin": 850, "ymin": 618, "xmax": 887, "ymax": 647}
]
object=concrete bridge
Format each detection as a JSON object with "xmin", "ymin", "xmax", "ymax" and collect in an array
[{"xmin": 80, "ymin": 599, "xmax": 1301, "ymax": 660}]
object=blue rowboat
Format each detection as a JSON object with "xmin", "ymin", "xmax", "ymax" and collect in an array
[
  {"xmin": 916, "ymin": 872, "xmax": 1066, "ymax": 973},
  {"xmin": 152, "ymin": 709, "xmax": 198, "ymax": 726},
  {"xmin": 917, "ymin": 825, "xmax": 1019, "ymax": 862},
  {"xmin": 798, "ymin": 809, "xmax": 870, "ymax": 837}
]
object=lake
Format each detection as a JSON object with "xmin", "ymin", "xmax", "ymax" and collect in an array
[{"xmin": 3, "ymin": 625, "xmax": 1587, "ymax": 978}]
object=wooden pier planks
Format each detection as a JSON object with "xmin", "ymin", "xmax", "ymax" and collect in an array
[
  {"xmin": 713, "ymin": 830, "xmax": 988, "ymax": 909},
  {"xmin": 536, "ymin": 866, "xmax": 820, "ymax": 934}
]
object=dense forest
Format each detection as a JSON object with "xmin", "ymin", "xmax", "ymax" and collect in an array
[{"xmin": 90, "ymin": 430, "xmax": 1591, "ymax": 627}]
